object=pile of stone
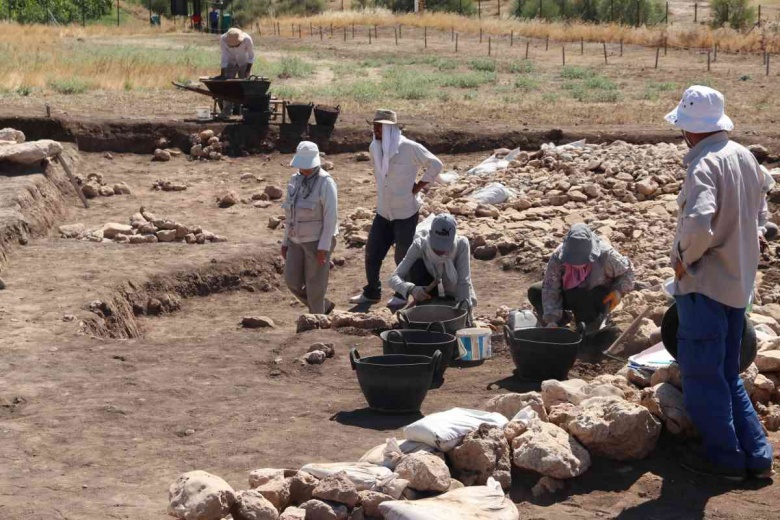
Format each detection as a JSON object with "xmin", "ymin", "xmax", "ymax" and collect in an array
[
  {"xmin": 58, "ymin": 206, "xmax": 226, "ymax": 245},
  {"xmin": 189, "ymin": 130, "xmax": 228, "ymax": 161},
  {"xmin": 152, "ymin": 179, "xmax": 187, "ymax": 192},
  {"xmin": 74, "ymin": 172, "xmax": 131, "ymax": 199},
  {"xmin": 303, "ymin": 342, "xmax": 336, "ymax": 365}
]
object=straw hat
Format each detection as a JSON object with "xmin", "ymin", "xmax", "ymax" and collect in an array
[
  {"xmin": 224, "ymin": 28, "xmax": 247, "ymax": 47},
  {"xmin": 665, "ymin": 85, "xmax": 734, "ymax": 134},
  {"xmin": 372, "ymin": 109, "xmax": 398, "ymax": 125}
]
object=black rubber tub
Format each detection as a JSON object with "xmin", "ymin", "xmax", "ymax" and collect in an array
[
  {"xmin": 314, "ymin": 104, "xmax": 341, "ymax": 126},
  {"xmin": 380, "ymin": 327, "xmax": 456, "ymax": 387},
  {"xmin": 350, "ymin": 348, "xmax": 441, "ymax": 414},
  {"xmin": 286, "ymin": 102, "xmax": 314, "ymax": 124},
  {"xmin": 242, "ymin": 108, "xmax": 272, "ymax": 126},
  {"xmin": 505, "ymin": 326, "xmax": 581, "ymax": 381},
  {"xmin": 661, "ymin": 302, "xmax": 757, "ymax": 372},
  {"xmin": 397, "ymin": 303, "xmax": 469, "ymax": 336}
]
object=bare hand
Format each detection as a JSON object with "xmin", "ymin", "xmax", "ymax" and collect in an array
[
  {"xmin": 411, "ymin": 286, "xmax": 431, "ymax": 302},
  {"xmin": 412, "ymin": 181, "xmax": 428, "ymax": 195},
  {"xmin": 316, "ymin": 250, "xmax": 328, "ymax": 266},
  {"xmin": 281, "ymin": 245, "xmax": 288, "ymax": 259}
]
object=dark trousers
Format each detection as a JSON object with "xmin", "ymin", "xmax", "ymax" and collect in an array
[
  {"xmin": 527, "ymin": 282, "xmax": 609, "ymax": 326},
  {"xmin": 362, "ymin": 212, "xmax": 418, "ymax": 299},
  {"xmin": 675, "ymin": 293, "xmax": 773, "ymax": 471}
]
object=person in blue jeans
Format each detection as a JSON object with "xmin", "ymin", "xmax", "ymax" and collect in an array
[{"xmin": 667, "ymin": 85, "xmax": 774, "ymax": 481}]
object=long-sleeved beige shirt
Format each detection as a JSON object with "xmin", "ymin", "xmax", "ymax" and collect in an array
[
  {"xmin": 672, "ymin": 132, "xmax": 764, "ymax": 309},
  {"xmin": 369, "ymin": 137, "xmax": 443, "ymax": 221},
  {"xmin": 220, "ymin": 34, "xmax": 255, "ymax": 68}
]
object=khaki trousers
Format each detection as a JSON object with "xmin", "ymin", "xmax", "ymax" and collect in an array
[{"xmin": 285, "ymin": 237, "xmax": 336, "ymax": 314}]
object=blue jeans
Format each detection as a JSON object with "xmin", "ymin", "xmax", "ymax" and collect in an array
[{"xmin": 675, "ymin": 293, "xmax": 773, "ymax": 471}]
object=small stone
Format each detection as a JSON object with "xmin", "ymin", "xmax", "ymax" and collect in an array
[
  {"xmin": 199, "ymin": 130, "xmax": 215, "ymax": 142},
  {"xmin": 300, "ymin": 499, "xmax": 347, "ymax": 520},
  {"xmin": 153, "ymin": 149, "xmax": 172, "ymax": 162},
  {"xmin": 98, "ymin": 185, "xmax": 115, "ymax": 197},
  {"xmin": 242, "ymin": 316, "xmax": 275, "ymax": 329},
  {"xmin": 249, "ymin": 469, "xmax": 286, "ymax": 489},
  {"xmin": 308, "ymin": 343, "xmax": 335, "ymax": 358},
  {"xmin": 190, "ymin": 144, "xmax": 203, "ymax": 157},
  {"xmin": 268, "ymin": 217, "xmax": 283, "ymax": 230},
  {"xmin": 312, "ymin": 472, "xmax": 359, "ymax": 508},
  {"xmin": 255, "ymin": 478, "xmax": 291, "ymax": 512},
  {"xmin": 355, "ymin": 152, "xmax": 370, "ymax": 162},
  {"xmin": 322, "ymin": 160, "xmax": 335, "ymax": 170},
  {"xmin": 101, "ymin": 223, "xmax": 133, "ymax": 239},
  {"xmin": 81, "ymin": 182, "xmax": 99, "ymax": 199},
  {"xmin": 279, "ymin": 507, "xmax": 306, "ymax": 520},
  {"xmin": 218, "ymin": 191, "xmax": 240, "ymax": 208},
  {"xmin": 232, "ymin": 490, "xmax": 280, "ymax": 520},
  {"xmin": 167, "ymin": 470, "xmax": 236, "ymax": 520},
  {"xmin": 531, "ymin": 476, "xmax": 565, "ymax": 498},
  {"xmin": 304, "ymin": 351, "xmax": 327, "ymax": 365},
  {"xmin": 474, "ymin": 245, "xmax": 498, "ymax": 261},
  {"xmin": 184, "ymin": 233, "xmax": 197, "ymax": 244},
  {"xmin": 265, "ymin": 185, "xmax": 284, "ymax": 200},
  {"xmin": 113, "ymin": 182, "xmax": 132, "ymax": 195},
  {"xmin": 357, "ymin": 491, "xmax": 392, "ymax": 518},
  {"xmin": 156, "ymin": 229, "xmax": 177, "ymax": 243},
  {"xmin": 59, "ymin": 223, "xmax": 86, "ymax": 239}
]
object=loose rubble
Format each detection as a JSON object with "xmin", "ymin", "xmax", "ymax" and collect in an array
[
  {"xmin": 189, "ymin": 129, "xmax": 229, "ymax": 161},
  {"xmin": 153, "ymin": 178, "xmax": 188, "ymax": 191},
  {"xmin": 58, "ymin": 207, "xmax": 227, "ymax": 245},
  {"xmin": 72, "ymin": 172, "xmax": 131, "ymax": 199}
]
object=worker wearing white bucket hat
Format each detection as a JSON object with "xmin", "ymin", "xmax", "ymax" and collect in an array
[
  {"xmin": 217, "ymin": 28, "xmax": 255, "ymax": 119},
  {"xmin": 281, "ymin": 141, "xmax": 339, "ymax": 315},
  {"xmin": 666, "ymin": 86, "xmax": 773, "ymax": 481}
]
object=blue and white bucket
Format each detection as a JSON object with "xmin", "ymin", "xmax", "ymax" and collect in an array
[{"xmin": 456, "ymin": 327, "xmax": 492, "ymax": 361}]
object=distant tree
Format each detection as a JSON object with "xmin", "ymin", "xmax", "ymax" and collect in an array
[{"xmin": 710, "ymin": 0, "xmax": 756, "ymax": 29}]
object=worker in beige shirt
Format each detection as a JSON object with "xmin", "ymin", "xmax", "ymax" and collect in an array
[{"xmin": 666, "ymin": 85, "xmax": 772, "ymax": 481}]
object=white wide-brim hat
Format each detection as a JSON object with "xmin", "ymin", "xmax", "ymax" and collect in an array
[
  {"xmin": 665, "ymin": 85, "xmax": 734, "ymax": 133},
  {"xmin": 290, "ymin": 141, "xmax": 321, "ymax": 169},
  {"xmin": 224, "ymin": 28, "xmax": 247, "ymax": 47}
]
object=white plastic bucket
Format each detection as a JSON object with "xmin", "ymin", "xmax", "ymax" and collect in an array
[
  {"xmin": 196, "ymin": 107, "xmax": 211, "ymax": 120},
  {"xmin": 456, "ymin": 328, "xmax": 492, "ymax": 361}
]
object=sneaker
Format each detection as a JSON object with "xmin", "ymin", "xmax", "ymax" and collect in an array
[
  {"xmin": 749, "ymin": 467, "xmax": 776, "ymax": 480},
  {"xmin": 386, "ymin": 295, "xmax": 407, "ymax": 308},
  {"xmin": 680, "ymin": 452, "xmax": 746, "ymax": 482},
  {"xmin": 349, "ymin": 293, "xmax": 380, "ymax": 304}
]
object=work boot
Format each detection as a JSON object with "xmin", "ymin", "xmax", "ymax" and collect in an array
[
  {"xmin": 681, "ymin": 451, "xmax": 746, "ymax": 482},
  {"xmin": 750, "ymin": 466, "xmax": 776, "ymax": 480}
]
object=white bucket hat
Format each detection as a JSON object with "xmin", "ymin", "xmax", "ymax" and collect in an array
[
  {"xmin": 290, "ymin": 141, "xmax": 321, "ymax": 169},
  {"xmin": 665, "ymin": 85, "xmax": 734, "ymax": 133},
  {"xmin": 224, "ymin": 28, "xmax": 247, "ymax": 47}
]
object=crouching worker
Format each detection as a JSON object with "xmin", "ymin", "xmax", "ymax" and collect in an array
[
  {"xmin": 528, "ymin": 223, "xmax": 634, "ymax": 331},
  {"xmin": 281, "ymin": 141, "xmax": 338, "ymax": 315},
  {"xmin": 388, "ymin": 214, "xmax": 477, "ymax": 308}
]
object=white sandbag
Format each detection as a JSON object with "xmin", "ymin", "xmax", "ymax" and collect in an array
[
  {"xmin": 300, "ymin": 462, "xmax": 392, "ymax": 491},
  {"xmin": 511, "ymin": 406, "xmax": 539, "ymax": 427},
  {"xmin": 415, "ymin": 213, "xmax": 436, "ymax": 235},
  {"xmin": 435, "ymin": 171, "xmax": 460, "ymax": 185},
  {"xmin": 359, "ymin": 438, "xmax": 437, "ymax": 469},
  {"xmin": 378, "ymin": 478, "xmax": 518, "ymax": 520},
  {"xmin": 403, "ymin": 408, "xmax": 509, "ymax": 452},
  {"xmin": 466, "ymin": 148, "xmax": 521, "ymax": 176},
  {"xmin": 469, "ymin": 183, "xmax": 515, "ymax": 205}
]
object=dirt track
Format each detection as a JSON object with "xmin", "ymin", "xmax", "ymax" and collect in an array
[{"xmin": 0, "ymin": 149, "xmax": 778, "ymax": 519}]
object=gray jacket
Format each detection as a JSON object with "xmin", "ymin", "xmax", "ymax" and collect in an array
[
  {"xmin": 672, "ymin": 132, "xmax": 763, "ymax": 308},
  {"xmin": 281, "ymin": 169, "xmax": 338, "ymax": 250}
]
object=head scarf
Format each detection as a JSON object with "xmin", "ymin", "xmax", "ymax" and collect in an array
[{"xmin": 372, "ymin": 123, "xmax": 402, "ymax": 180}]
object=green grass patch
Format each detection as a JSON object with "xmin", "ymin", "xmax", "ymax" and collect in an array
[
  {"xmin": 514, "ymin": 76, "xmax": 540, "ymax": 91},
  {"xmin": 16, "ymin": 85, "xmax": 32, "ymax": 96},
  {"xmin": 584, "ymin": 75, "xmax": 617, "ymax": 90},
  {"xmin": 561, "ymin": 66, "xmax": 595, "ymax": 79},
  {"xmin": 274, "ymin": 57, "xmax": 315, "ymax": 79},
  {"xmin": 46, "ymin": 78, "xmax": 93, "ymax": 95},
  {"xmin": 331, "ymin": 80, "xmax": 383, "ymax": 103},
  {"xmin": 414, "ymin": 56, "xmax": 459, "ymax": 71},
  {"xmin": 470, "ymin": 58, "xmax": 497, "ymax": 72},
  {"xmin": 642, "ymin": 81, "xmax": 679, "ymax": 101},
  {"xmin": 505, "ymin": 60, "xmax": 535, "ymax": 74},
  {"xmin": 442, "ymin": 71, "xmax": 497, "ymax": 89}
]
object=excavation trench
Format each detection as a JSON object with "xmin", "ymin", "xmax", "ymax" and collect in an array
[{"xmin": 80, "ymin": 252, "xmax": 284, "ymax": 339}]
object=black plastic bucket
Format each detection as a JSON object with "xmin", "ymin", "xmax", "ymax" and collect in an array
[
  {"xmin": 380, "ymin": 325, "xmax": 456, "ymax": 386},
  {"xmin": 350, "ymin": 348, "xmax": 441, "ymax": 414},
  {"xmin": 314, "ymin": 104, "xmax": 341, "ymax": 127},
  {"xmin": 286, "ymin": 102, "xmax": 314, "ymax": 124},
  {"xmin": 505, "ymin": 326, "xmax": 581, "ymax": 380},
  {"xmin": 242, "ymin": 108, "xmax": 272, "ymax": 126},
  {"xmin": 397, "ymin": 303, "xmax": 469, "ymax": 336},
  {"xmin": 661, "ymin": 302, "xmax": 757, "ymax": 372}
]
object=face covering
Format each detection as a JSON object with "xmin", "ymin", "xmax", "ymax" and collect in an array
[
  {"xmin": 563, "ymin": 263, "xmax": 592, "ymax": 290},
  {"xmin": 682, "ymin": 131, "xmax": 694, "ymax": 149}
]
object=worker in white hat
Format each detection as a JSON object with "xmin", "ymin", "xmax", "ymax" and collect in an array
[
  {"xmin": 666, "ymin": 85, "xmax": 773, "ymax": 481},
  {"xmin": 349, "ymin": 109, "xmax": 444, "ymax": 308},
  {"xmin": 281, "ymin": 141, "xmax": 339, "ymax": 315},
  {"xmin": 218, "ymin": 27, "xmax": 255, "ymax": 119}
]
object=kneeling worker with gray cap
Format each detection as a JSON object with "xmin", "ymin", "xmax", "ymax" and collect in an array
[{"xmin": 388, "ymin": 214, "xmax": 476, "ymax": 307}]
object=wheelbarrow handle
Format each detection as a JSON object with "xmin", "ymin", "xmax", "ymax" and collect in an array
[
  {"xmin": 350, "ymin": 348, "xmax": 360, "ymax": 370},
  {"xmin": 387, "ymin": 329, "xmax": 408, "ymax": 349},
  {"xmin": 426, "ymin": 321, "xmax": 447, "ymax": 334}
]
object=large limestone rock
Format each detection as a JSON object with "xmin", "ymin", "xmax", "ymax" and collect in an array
[
  {"xmin": 751, "ymin": 374, "xmax": 776, "ymax": 404},
  {"xmin": 448, "ymin": 424, "xmax": 512, "ymax": 489},
  {"xmin": 312, "ymin": 472, "xmax": 359, "ymax": 508},
  {"xmin": 649, "ymin": 362, "xmax": 682, "ymax": 389},
  {"xmin": 59, "ymin": 223, "xmax": 85, "ymax": 239},
  {"xmin": 640, "ymin": 383, "xmax": 695, "ymax": 436},
  {"xmin": 541, "ymin": 379, "xmax": 624, "ymax": 410},
  {"xmin": 289, "ymin": 471, "xmax": 318, "ymax": 505},
  {"xmin": 167, "ymin": 470, "xmax": 236, "ymax": 520},
  {"xmin": 756, "ymin": 351, "xmax": 780, "ymax": 373},
  {"xmin": 0, "ymin": 139, "xmax": 62, "ymax": 164},
  {"xmin": 255, "ymin": 477, "xmax": 291, "ymax": 512},
  {"xmin": 300, "ymin": 499, "xmax": 347, "ymax": 520},
  {"xmin": 512, "ymin": 420, "xmax": 591, "ymax": 479},
  {"xmin": 101, "ymin": 223, "xmax": 133, "ymax": 239},
  {"xmin": 485, "ymin": 391, "xmax": 549, "ymax": 421},
  {"xmin": 330, "ymin": 309, "xmax": 397, "ymax": 331},
  {"xmin": 279, "ymin": 507, "xmax": 306, "ymax": 520},
  {"xmin": 232, "ymin": 490, "xmax": 280, "ymax": 520},
  {"xmin": 249, "ymin": 469, "xmax": 286, "ymax": 489},
  {"xmin": 296, "ymin": 314, "xmax": 332, "ymax": 333},
  {"xmin": 0, "ymin": 128, "xmax": 25, "ymax": 143},
  {"xmin": 395, "ymin": 452, "xmax": 451, "ymax": 492},
  {"xmin": 357, "ymin": 490, "xmax": 393, "ymax": 518},
  {"xmin": 567, "ymin": 397, "xmax": 661, "ymax": 460}
]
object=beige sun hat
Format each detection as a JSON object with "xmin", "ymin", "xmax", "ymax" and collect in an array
[
  {"xmin": 224, "ymin": 28, "xmax": 246, "ymax": 47},
  {"xmin": 372, "ymin": 109, "xmax": 398, "ymax": 125}
]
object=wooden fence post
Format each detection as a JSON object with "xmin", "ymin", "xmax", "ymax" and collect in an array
[
  {"xmin": 707, "ymin": 50, "xmax": 711, "ymax": 71},
  {"xmin": 526, "ymin": 41, "xmax": 530, "ymax": 59},
  {"xmin": 546, "ymin": 35, "xmax": 549, "ymax": 50},
  {"xmin": 603, "ymin": 42, "xmax": 608, "ymax": 64},
  {"xmin": 489, "ymin": 37, "xmax": 492, "ymax": 56},
  {"xmin": 581, "ymin": 37, "xmax": 584, "ymax": 55},
  {"xmin": 456, "ymin": 33, "xmax": 459, "ymax": 53},
  {"xmin": 562, "ymin": 46, "xmax": 566, "ymax": 66},
  {"xmin": 655, "ymin": 47, "xmax": 660, "ymax": 69}
]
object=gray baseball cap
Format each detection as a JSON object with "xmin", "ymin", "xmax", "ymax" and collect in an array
[
  {"xmin": 561, "ymin": 223, "xmax": 600, "ymax": 265},
  {"xmin": 429, "ymin": 214, "xmax": 457, "ymax": 252}
]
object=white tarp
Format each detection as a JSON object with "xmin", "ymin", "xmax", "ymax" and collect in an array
[
  {"xmin": 359, "ymin": 437, "xmax": 437, "ymax": 469},
  {"xmin": 403, "ymin": 408, "xmax": 508, "ymax": 452},
  {"xmin": 466, "ymin": 148, "xmax": 522, "ymax": 176},
  {"xmin": 379, "ymin": 478, "xmax": 519, "ymax": 520},
  {"xmin": 468, "ymin": 183, "xmax": 515, "ymax": 205}
]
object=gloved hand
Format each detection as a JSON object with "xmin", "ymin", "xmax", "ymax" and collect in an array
[
  {"xmin": 603, "ymin": 290, "xmax": 621, "ymax": 312},
  {"xmin": 410, "ymin": 286, "xmax": 431, "ymax": 302}
]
